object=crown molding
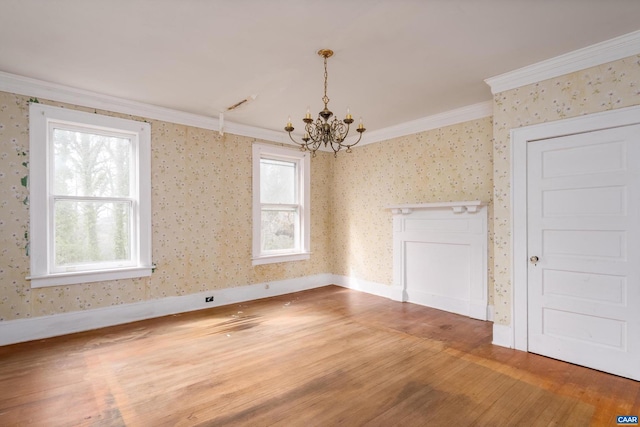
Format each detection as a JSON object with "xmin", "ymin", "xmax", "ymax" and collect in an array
[
  {"xmin": 0, "ymin": 70, "xmax": 218, "ymax": 129},
  {"xmin": 485, "ymin": 30, "xmax": 640, "ymax": 94},
  {"xmin": 0, "ymin": 70, "xmax": 491, "ymax": 149},
  {"xmin": 0, "ymin": 70, "xmax": 288, "ymax": 144},
  {"xmin": 347, "ymin": 101, "xmax": 493, "ymax": 146}
]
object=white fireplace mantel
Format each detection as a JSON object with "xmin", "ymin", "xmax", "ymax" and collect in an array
[
  {"xmin": 387, "ymin": 200, "xmax": 488, "ymax": 320},
  {"xmin": 387, "ymin": 200, "xmax": 484, "ymax": 215}
]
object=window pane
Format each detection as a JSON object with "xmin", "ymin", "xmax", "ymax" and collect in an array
[
  {"xmin": 261, "ymin": 208, "xmax": 298, "ymax": 251},
  {"xmin": 54, "ymin": 200, "xmax": 131, "ymax": 267},
  {"xmin": 53, "ymin": 128, "xmax": 131, "ymax": 197},
  {"xmin": 260, "ymin": 158, "xmax": 296, "ymax": 204}
]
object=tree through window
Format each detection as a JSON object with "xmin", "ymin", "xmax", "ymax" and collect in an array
[
  {"xmin": 29, "ymin": 104, "xmax": 151, "ymax": 287},
  {"xmin": 53, "ymin": 126, "xmax": 133, "ymax": 268}
]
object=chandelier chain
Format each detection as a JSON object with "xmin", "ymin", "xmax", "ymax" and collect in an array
[{"xmin": 322, "ymin": 55, "xmax": 330, "ymax": 108}]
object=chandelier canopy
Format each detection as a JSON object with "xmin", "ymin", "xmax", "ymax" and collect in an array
[{"xmin": 285, "ymin": 49, "xmax": 365, "ymax": 157}]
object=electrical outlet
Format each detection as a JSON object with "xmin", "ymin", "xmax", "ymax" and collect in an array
[{"xmin": 205, "ymin": 296, "xmax": 214, "ymax": 303}]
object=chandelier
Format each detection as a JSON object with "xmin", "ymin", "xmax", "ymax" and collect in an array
[{"xmin": 285, "ymin": 49, "xmax": 365, "ymax": 157}]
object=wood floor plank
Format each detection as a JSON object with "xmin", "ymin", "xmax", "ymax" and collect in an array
[{"xmin": 0, "ymin": 285, "xmax": 638, "ymax": 426}]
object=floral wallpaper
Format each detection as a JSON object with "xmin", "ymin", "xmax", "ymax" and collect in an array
[
  {"xmin": 492, "ymin": 54, "xmax": 640, "ymax": 326},
  {"xmin": 0, "ymin": 92, "xmax": 333, "ymax": 321},
  {"xmin": 332, "ymin": 118, "xmax": 495, "ymax": 299},
  {"xmin": 5, "ymin": 54, "xmax": 635, "ymax": 327}
]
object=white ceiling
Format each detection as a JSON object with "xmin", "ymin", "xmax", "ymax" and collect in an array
[{"xmin": 1, "ymin": 0, "xmax": 640, "ymax": 136}]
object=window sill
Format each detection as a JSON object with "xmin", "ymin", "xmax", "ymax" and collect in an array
[
  {"xmin": 28, "ymin": 266, "xmax": 153, "ymax": 288},
  {"xmin": 252, "ymin": 252, "xmax": 310, "ymax": 266}
]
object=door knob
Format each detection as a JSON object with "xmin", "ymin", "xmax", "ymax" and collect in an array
[{"xmin": 530, "ymin": 256, "xmax": 539, "ymax": 265}]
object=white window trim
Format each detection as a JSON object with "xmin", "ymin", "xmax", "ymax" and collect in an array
[
  {"xmin": 28, "ymin": 103, "xmax": 152, "ymax": 287},
  {"xmin": 252, "ymin": 143, "xmax": 310, "ymax": 265}
]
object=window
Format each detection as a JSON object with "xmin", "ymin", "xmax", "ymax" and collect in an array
[
  {"xmin": 252, "ymin": 143, "xmax": 310, "ymax": 265},
  {"xmin": 28, "ymin": 104, "xmax": 152, "ymax": 287}
]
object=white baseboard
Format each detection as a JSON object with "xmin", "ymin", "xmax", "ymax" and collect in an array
[
  {"xmin": 332, "ymin": 275, "xmax": 495, "ymax": 323},
  {"xmin": 0, "ymin": 273, "xmax": 332, "ymax": 346},
  {"xmin": 0, "ymin": 274, "xmax": 499, "ymax": 347},
  {"xmin": 492, "ymin": 323, "xmax": 514, "ymax": 348},
  {"xmin": 331, "ymin": 274, "xmax": 403, "ymax": 301}
]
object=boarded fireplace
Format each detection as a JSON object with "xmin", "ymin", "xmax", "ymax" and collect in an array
[{"xmin": 388, "ymin": 201, "xmax": 488, "ymax": 320}]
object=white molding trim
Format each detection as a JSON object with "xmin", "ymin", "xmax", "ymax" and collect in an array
[
  {"xmin": 331, "ymin": 274, "xmax": 403, "ymax": 301},
  {"xmin": 492, "ymin": 323, "xmax": 513, "ymax": 348},
  {"xmin": 511, "ymin": 123, "xmax": 529, "ymax": 352},
  {"xmin": 388, "ymin": 200, "xmax": 484, "ymax": 215},
  {"xmin": 510, "ymin": 104, "xmax": 640, "ymax": 354},
  {"xmin": 0, "ymin": 68, "xmax": 491, "ymax": 149},
  {"xmin": 347, "ymin": 101, "xmax": 493, "ymax": 147},
  {"xmin": 485, "ymin": 30, "xmax": 640, "ymax": 94},
  {"xmin": 0, "ymin": 274, "xmax": 332, "ymax": 346},
  {"xmin": 0, "ymin": 70, "xmax": 288, "ymax": 144}
]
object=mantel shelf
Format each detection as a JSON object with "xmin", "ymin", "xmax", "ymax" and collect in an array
[{"xmin": 387, "ymin": 201, "xmax": 484, "ymax": 215}]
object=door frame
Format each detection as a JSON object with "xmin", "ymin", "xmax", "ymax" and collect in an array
[{"xmin": 511, "ymin": 104, "xmax": 640, "ymax": 351}]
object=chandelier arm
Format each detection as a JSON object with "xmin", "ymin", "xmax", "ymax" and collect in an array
[
  {"xmin": 286, "ymin": 131, "xmax": 309, "ymax": 150},
  {"xmin": 330, "ymin": 119, "xmax": 349, "ymax": 144},
  {"xmin": 305, "ymin": 122, "xmax": 323, "ymax": 144},
  {"xmin": 327, "ymin": 129, "xmax": 342, "ymax": 154},
  {"xmin": 332, "ymin": 119, "xmax": 349, "ymax": 145},
  {"xmin": 344, "ymin": 129, "xmax": 365, "ymax": 150},
  {"xmin": 308, "ymin": 138, "xmax": 322, "ymax": 153}
]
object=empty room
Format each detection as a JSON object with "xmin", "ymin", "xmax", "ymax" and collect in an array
[{"xmin": 1, "ymin": 1, "xmax": 640, "ymax": 425}]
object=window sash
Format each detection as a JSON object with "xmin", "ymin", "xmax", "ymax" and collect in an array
[
  {"xmin": 258, "ymin": 157, "xmax": 302, "ymax": 256},
  {"xmin": 259, "ymin": 158, "xmax": 299, "ymax": 205},
  {"xmin": 51, "ymin": 197, "xmax": 136, "ymax": 272},
  {"xmin": 50, "ymin": 123, "xmax": 135, "ymax": 198},
  {"xmin": 260, "ymin": 204, "xmax": 301, "ymax": 254},
  {"xmin": 48, "ymin": 121, "xmax": 139, "ymax": 273}
]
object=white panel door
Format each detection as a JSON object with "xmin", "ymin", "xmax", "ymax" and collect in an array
[{"xmin": 527, "ymin": 125, "xmax": 640, "ymax": 380}]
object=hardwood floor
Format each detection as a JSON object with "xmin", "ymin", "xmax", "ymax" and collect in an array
[{"xmin": 1, "ymin": 285, "xmax": 638, "ymax": 426}]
